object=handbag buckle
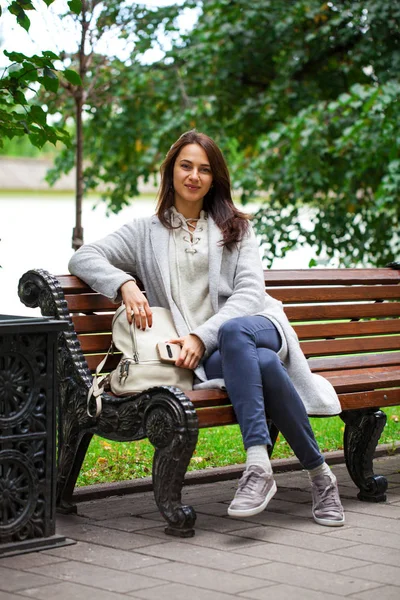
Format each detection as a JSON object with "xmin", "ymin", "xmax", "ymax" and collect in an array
[{"xmin": 119, "ymin": 360, "xmax": 130, "ymax": 385}]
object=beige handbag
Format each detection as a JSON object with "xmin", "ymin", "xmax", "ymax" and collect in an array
[{"xmin": 88, "ymin": 305, "xmax": 194, "ymax": 417}]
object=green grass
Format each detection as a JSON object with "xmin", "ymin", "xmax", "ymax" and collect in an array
[{"xmin": 76, "ymin": 406, "xmax": 399, "ymax": 486}]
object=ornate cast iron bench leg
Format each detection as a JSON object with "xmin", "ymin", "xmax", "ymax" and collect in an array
[
  {"xmin": 341, "ymin": 409, "xmax": 388, "ymax": 502},
  {"xmin": 144, "ymin": 387, "xmax": 198, "ymax": 537}
]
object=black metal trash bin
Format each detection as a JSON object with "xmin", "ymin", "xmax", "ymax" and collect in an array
[{"xmin": 0, "ymin": 315, "xmax": 74, "ymax": 556}]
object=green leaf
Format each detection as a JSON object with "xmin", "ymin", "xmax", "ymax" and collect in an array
[
  {"xmin": 20, "ymin": 62, "xmax": 38, "ymax": 82},
  {"xmin": 63, "ymin": 68, "xmax": 82, "ymax": 86},
  {"xmin": 12, "ymin": 90, "xmax": 27, "ymax": 104},
  {"xmin": 29, "ymin": 105, "xmax": 47, "ymax": 126},
  {"xmin": 42, "ymin": 50, "xmax": 60, "ymax": 60},
  {"xmin": 17, "ymin": 11, "xmax": 31, "ymax": 31},
  {"xmin": 68, "ymin": 0, "xmax": 82, "ymax": 15},
  {"xmin": 4, "ymin": 50, "xmax": 28, "ymax": 63},
  {"xmin": 16, "ymin": 1, "xmax": 35, "ymax": 9},
  {"xmin": 38, "ymin": 73, "xmax": 59, "ymax": 93},
  {"xmin": 29, "ymin": 130, "xmax": 47, "ymax": 148}
]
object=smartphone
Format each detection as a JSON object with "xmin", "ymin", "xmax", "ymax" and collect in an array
[{"xmin": 156, "ymin": 342, "xmax": 181, "ymax": 364}]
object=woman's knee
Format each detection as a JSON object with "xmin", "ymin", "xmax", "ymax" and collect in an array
[
  {"xmin": 218, "ymin": 316, "xmax": 250, "ymax": 345},
  {"xmin": 257, "ymin": 348, "xmax": 283, "ymax": 375}
]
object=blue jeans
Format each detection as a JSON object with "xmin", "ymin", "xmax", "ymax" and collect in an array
[{"xmin": 204, "ymin": 316, "xmax": 324, "ymax": 470}]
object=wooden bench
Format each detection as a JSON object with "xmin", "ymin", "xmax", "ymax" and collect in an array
[{"xmin": 18, "ymin": 265, "xmax": 400, "ymax": 537}]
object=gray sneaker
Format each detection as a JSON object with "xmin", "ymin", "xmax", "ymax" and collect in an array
[
  {"xmin": 228, "ymin": 465, "xmax": 277, "ymax": 518},
  {"xmin": 311, "ymin": 472, "xmax": 345, "ymax": 527}
]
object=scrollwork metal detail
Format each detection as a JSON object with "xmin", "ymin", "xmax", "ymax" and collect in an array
[
  {"xmin": 145, "ymin": 407, "xmax": 175, "ymax": 448},
  {"xmin": 0, "ymin": 450, "xmax": 38, "ymax": 538},
  {"xmin": 0, "ymin": 352, "xmax": 34, "ymax": 429}
]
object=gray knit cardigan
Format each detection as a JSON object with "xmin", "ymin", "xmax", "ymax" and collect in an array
[{"xmin": 68, "ymin": 214, "xmax": 341, "ymax": 416}]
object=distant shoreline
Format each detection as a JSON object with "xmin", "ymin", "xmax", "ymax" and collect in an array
[{"xmin": 0, "ymin": 156, "xmax": 158, "ymax": 194}]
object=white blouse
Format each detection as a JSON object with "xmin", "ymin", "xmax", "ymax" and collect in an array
[{"xmin": 169, "ymin": 207, "xmax": 214, "ymax": 331}]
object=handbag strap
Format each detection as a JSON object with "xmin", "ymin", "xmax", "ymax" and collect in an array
[
  {"xmin": 87, "ymin": 316, "xmax": 139, "ymax": 418},
  {"xmin": 87, "ymin": 343, "xmax": 113, "ymax": 418}
]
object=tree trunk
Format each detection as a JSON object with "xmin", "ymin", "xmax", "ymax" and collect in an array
[
  {"xmin": 72, "ymin": 1, "xmax": 89, "ymax": 251},
  {"xmin": 72, "ymin": 92, "xmax": 84, "ymax": 251}
]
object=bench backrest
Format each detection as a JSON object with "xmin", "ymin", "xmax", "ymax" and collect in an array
[{"xmin": 56, "ymin": 268, "xmax": 400, "ymax": 407}]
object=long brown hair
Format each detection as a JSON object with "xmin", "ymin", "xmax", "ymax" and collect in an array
[{"xmin": 156, "ymin": 130, "xmax": 249, "ymax": 248}]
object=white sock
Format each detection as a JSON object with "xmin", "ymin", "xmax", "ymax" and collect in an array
[
  {"xmin": 308, "ymin": 461, "xmax": 334, "ymax": 481},
  {"xmin": 246, "ymin": 445, "xmax": 273, "ymax": 474}
]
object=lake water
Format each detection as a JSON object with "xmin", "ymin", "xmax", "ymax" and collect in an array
[{"xmin": 0, "ymin": 193, "xmax": 315, "ymax": 317}]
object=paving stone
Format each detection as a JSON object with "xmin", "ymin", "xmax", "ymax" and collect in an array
[
  {"xmin": 89, "ymin": 515, "xmax": 165, "ymax": 532},
  {"xmin": 231, "ymin": 525, "xmax": 357, "ymax": 551},
  {"xmin": 0, "ymin": 592, "xmax": 32, "ymax": 600},
  {"xmin": 54, "ymin": 521, "xmax": 166, "ymax": 550},
  {"xmin": 134, "ymin": 562, "xmax": 270, "ymax": 594},
  {"xmin": 77, "ymin": 498, "xmax": 158, "ymax": 520},
  {"xmin": 340, "ymin": 563, "xmax": 400, "ymax": 586},
  {"xmin": 129, "ymin": 582, "xmax": 250, "ymax": 600},
  {"xmin": 263, "ymin": 497, "xmax": 313, "ymax": 518},
  {"xmin": 233, "ymin": 540, "xmax": 368, "ymax": 572},
  {"xmin": 236, "ymin": 562, "xmax": 381, "ymax": 596},
  {"xmin": 140, "ymin": 525, "xmax": 265, "ymax": 551},
  {"xmin": 26, "ymin": 560, "xmax": 161, "ymax": 594},
  {"xmin": 44, "ymin": 540, "xmax": 168, "ymax": 571},
  {"xmin": 351, "ymin": 585, "xmax": 400, "ymax": 600},
  {"xmin": 325, "ymin": 526, "xmax": 400, "ymax": 550},
  {"xmin": 194, "ymin": 512, "xmax": 266, "ymax": 533},
  {"xmin": 134, "ymin": 511, "xmax": 164, "ymax": 522},
  {"xmin": 240, "ymin": 507, "xmax": 329, "ymax": 534},
  {"xmin": 342, "ymin": 498, "xmax": 400, "ymax": 519},
  {"xmin": 330, "ymin": 543, "xmax": 400, "ymax": 567},
  {"xmin": 0, "ymin": 566, "xmax": 56, "ymax": 592},
  {"xmin": 20, "ymin": 581, "xmax": 140, "ymax": 600},
  {"xmin": 238, "ymin": 583, "xmax": 348, "ymax": 600},
  {"xmin": 272, "ymin": 488, "xmax": 312, "ymax": 503},
  {"xmin": 134, "ymin": 540, "xmax": 269, "ymax": 572},
  {"xmin": 195, "ymin": 501, "xmax": 237, "ymax": 517},
  {"xmin": 0, "ymin": 552, "xmax": 67, "ymax": 570},
  {"xmin": 335, "ymin": 511, "xmax": 400, "ymax": 534}
]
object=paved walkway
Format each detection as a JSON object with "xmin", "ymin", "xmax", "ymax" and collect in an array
[{"xmin": 1, "ymin": 454, "xmax": 399, "ymax": 599}]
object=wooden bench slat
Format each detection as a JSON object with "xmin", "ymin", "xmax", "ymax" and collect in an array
[
  {"xmin": 319, "ymin": 364, "xmax": 400, "ymax": 379},
  {"xmin": 338, "ymin": 388, "xmax": 400, "ymax": 410},
  {"xmin": 309, "ymin": 353, "xmax": 400, "ymax": 372},
  {"xmin": 267, "ymin": 285, "xmax": 400, "ymax": 303},
  {"xmin": 72, "ymin": 314, "xmax": 114, "ymax": 334},
  {"xmin": 56, "ymin": 275, "xmax": 93, "ymax": 293},
  {"xmin": 294, "ymin": 319, "xmax": 400, "ymax": 340},
  {"xmin": 263, "ymin": 268, "xmax": 400, "ymax": 285},
  {"xmin": 65, "ymin": 294, "xmax": 117, "ymax": 312},
  {"xmin": 325, "ymin": 370, "xmax": 400, "ymax": 393},
  {"xmin": 79, "ymin": 334, "xmax": 112, "ymax": 353},
  {"xmin": 300, "ymin": 335, "xmax": 400, "ymax": 357},
  {"xmin": 85, "ymin": 353, "xmax": 120, "ymax": 372},
  {"xmin": 285, "ymin": 303, "xmax": 400, "ymax": 321}
]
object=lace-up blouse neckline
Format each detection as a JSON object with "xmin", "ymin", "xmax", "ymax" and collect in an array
[{"xmin": 168, "ymin": 206, "xmax": 213, "ymax": 330}]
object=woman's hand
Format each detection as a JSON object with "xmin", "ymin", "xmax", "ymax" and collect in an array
[
  {"xmin": 120, "ymin": 280, "xmax": 153, "ymax": 330},
  {"xmin": 169, "ymin": 334, "xmax": 205, "ymax": 370}
]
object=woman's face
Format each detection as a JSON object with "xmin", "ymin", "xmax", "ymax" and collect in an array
[{"xmin": 173, "ymin": 143, "xmax": 213, "ymax": 217}]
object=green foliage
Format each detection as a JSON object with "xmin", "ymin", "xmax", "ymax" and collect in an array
[
  {"xmin": 251, "ymin": 80, "xmax": 400, "ymax": 266},
  {"xmin": 53, "ymin": 0, "xmax": 399, "ymax": 266},
  {"xmin": 0, "ymin": 1, "xmax": 76, "ymax": 149}
]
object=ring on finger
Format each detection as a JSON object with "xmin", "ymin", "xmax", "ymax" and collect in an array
[{"xmin": 138, "ymin": 307, "xmax": 145, "ymax": 313}]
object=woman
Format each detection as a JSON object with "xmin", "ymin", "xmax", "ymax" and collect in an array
[{"xmin": 69, "ymin": 130, "xmax": 345, "ymax": 526}]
